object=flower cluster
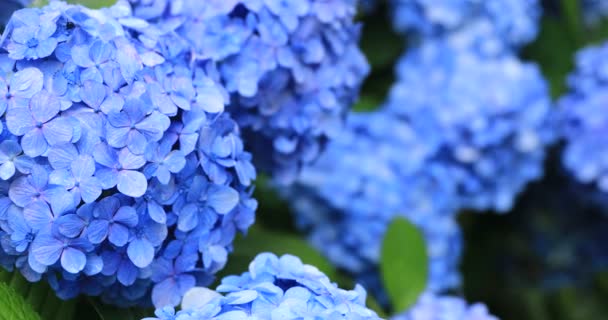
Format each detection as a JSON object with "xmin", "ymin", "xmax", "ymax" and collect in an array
[
  {"xmin": 144, "ymin": 253, "xmax": 381, "ymax": 320},
  {"xmin": 391, "ymin": 293, "xmax": 498, "ymax": 320},
  {"xmin": 126, "ymin": 0, "xmax": 370, "ymax": 184},
  {"xmin": 0, "ymin": 1, "xmax": 257, "ymax": 307},
  {"xmin": 285, "ymin": 111, "xmax": 463, "ymax": 298},
  {"xmin": 559, "ymin": 41, "xmax": 608, "ymax": 193},
  {"xmin": 389, "ymin": 0, "xmax": 541, "ymax": 48},
  {"xmin": 386, "ymin": 41, "xmax": 554, "ymax": 212}
]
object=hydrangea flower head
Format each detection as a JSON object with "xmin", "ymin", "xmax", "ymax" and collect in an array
[
  {"xmin": 387, "ymin": 40, "xmax": 554, "ymax": 212},
  {"xmin": 559, "ymin": 41, "xmax": 608, "ymax": 193},
  {"xmin": 127, "ymin": 0, "xmax": 370, "ymax": 184},
  {"xmin": 392, "ymin": 293, "xmax": 498, "ymax": 320},
  {"xmin": 143, "ymin": 253, "xmax": 381, "ymax": 320},
  {"xmin": 0, "ymin": 1, "xmax": 257, "ymax": 307},
  {"xmin": 390, "ymin": 0, "xmax": 541, "ymax": 48},
  {"xmin": 285, "ymin": 111, "xmax": 463, "ymax": 298}
]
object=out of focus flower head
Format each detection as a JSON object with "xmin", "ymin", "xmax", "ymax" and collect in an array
[
  {"xmin": 391, "ymin": 293, "xmax": 498, "ymax": 320},
  {"xmin": 581, "ymin": 0, "xmax": 608, "ymax": 25},
  {"xmin": 0, "ymin": 0, "xmax": 257, "ymax": 308},
  {"xmin": 559, "ymin": 41, "xmax": 608, "ymax": 194},
  {"xmin": 127, "ymin": 0, "xmax": 370, "ymax": 184},
  {"xmin": 387, "ymin": 40, "xmax": 554, "ymax": 212},
  {"xmin": 143, "ymin": 253, "xmax": 381, "ymax": 320},
  {"xmin": 390, "ymin": 0, "xmax": 541, "ymax": 49},
  {"xmin": 286, "ymin": 111, "xmax": 463, "ymax": 299}
]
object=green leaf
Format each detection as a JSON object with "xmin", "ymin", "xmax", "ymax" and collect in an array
[
  {"xmin": 66, "ymin": 0, "xmax": 117, "ymax": 9},
  {"xmin": 31, "ymin": 0, "xmax": 117, "ymax": 8},
  {"xmin": 0, "ymin": 281, "xmax": 41, "ymax": 320},
  {"xmin": 0, "ymin": 269, "xmax": 76, "ymax": 320},
  {"xmin": 380, "ymin": 217, "xmax": 428, "ymax": 314},
  {"xmin": 221, "ymin": 226, "xmax": 337, "ymax": 281}
]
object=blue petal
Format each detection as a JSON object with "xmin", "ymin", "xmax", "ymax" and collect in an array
[
  {"xmin": 29, "ymin": 91, "xmax": 60, "ymax": 123},
  {"xmin": 31, "ymin": 234, "xmax": 63, "ymax": 266},
  {"xmin": 87, "ymin": 219, "xmax": 109, "ymax": 244},
  {"xmin": 208, "ymin": 185, "xmax": 239, "ymax": 214},
  {"xmin": 108, "ymin": 223, "xmax": 129, "ymax": 247},
  {"xmin": 21, "ymin": 129, "xmax": 47, "ymax": 157},
  {"xmin": 117, "ymin": 170, "xmax": 147, "ymax": 198},
  {"xmin": 56, "ymin": 214, "xmax": 85, "ymax": 238},
  {"xmin": 127, "ymin": 238, "xmax": 155, "ymax": 268},
  {"xmin": 10, "ymin": 68, "xmax": 43, "ymax": 99},
  {"xmin": 61, "ymin": 247, "xmax": 86, "ymax": 274}
]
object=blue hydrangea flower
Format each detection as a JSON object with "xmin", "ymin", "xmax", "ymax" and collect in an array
[
  {"xmin": 559, "ymin": 41, "xmax": 608, "ymax": 193},
  {"xmin": 285, "ymin": 111, "xmax": 463, "ymax": 299},
  {"xmin": 391, "ymin": 293, "xmax": 498, "ymax": 320},
  {"xmin": 386, "ymin": 40, "xmax": 554, "ymax": 212},
  {"xmin": 390, "ymin": 0, "xmax": 541, "ymax": 48},
  {"xmin": 143, "ymin": 253, "xmax": 381, "ymax": 320},
  {"xmin": 127, "ymin": 0, "xmax": 370, "ymax": 184},
  {"xmin": 0, "ymin": 1, "xmax": 257, "ymax": 307}
]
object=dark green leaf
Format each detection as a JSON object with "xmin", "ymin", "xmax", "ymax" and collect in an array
[{"xmin": 380, "ymin": 217, "xmax": 428, "ymax": 314}]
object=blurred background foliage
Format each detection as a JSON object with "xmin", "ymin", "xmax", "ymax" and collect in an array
[{"xmin": 2, "ymin": 0, "xmax": 608, "ymax": 319}]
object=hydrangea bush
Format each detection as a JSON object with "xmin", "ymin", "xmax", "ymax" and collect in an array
[
  {"xmin": 390, "ymin": 0, "xmax": 541, "ymax": 48},
  {"xmin": 127, "ymin": 0, "xmax": 370, "ymax": 184},
  {"xmin": 559, "ymin": 41, "xmax": 608, "ymax": 193},
  {"xmin": 391, "ymin": 293, "xmax": 498, "ymax": 320},
  {"xmin": 0, "ymin": 1, "xmax": 257, "ymax": 307},
  {"xmin": 386, "ymin": 40, "xmax": 554, "ymax": 212},
  {"xmin": 144, "ymin": 253, "xmax": 381, "ymax": 320},
  {"xmin": 285, "ymin": 111, "xmax": 463, "ymax": 297}
]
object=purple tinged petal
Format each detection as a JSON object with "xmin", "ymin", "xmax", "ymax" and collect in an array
[
  {"xmin": 117, "ymin": 170, "xmax": 147, "ymax": 198},
  {"xmin": 127, "ymin": 238, "xmax": 154, "ymax": 268},
  {"xmin": 61, "ymin": 247, "xmax": 86, "ymax": 274}
]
